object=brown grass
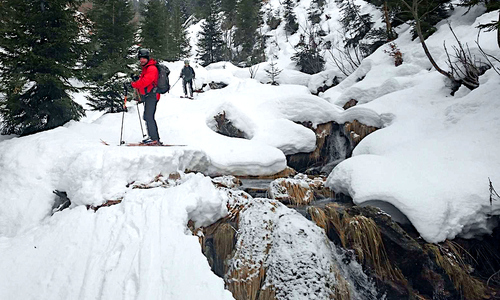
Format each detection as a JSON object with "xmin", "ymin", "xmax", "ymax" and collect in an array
[
  {"xmin": 236, "ymin": 167, "xmax": 297, "ymax": 180},
  {"xmin": 310, "ymin": 204, "xmax": 405, "ymax": 284},
  {"xmin": 425, "ymin": 241, "xmax": 487, "ymax": 300},
  {"xmin": 275, "ymin": 180, "xmax": 314, "ymax": 206}
]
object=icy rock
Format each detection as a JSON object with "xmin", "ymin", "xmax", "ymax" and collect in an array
[
  {"xmin": 269, "ymin": 174, "xmax": 334, "ymax": 206},
  {"xmin": 306, "ymin": 203, "xmax": 465, "ymax": 299},
  {"xmin": 287, "ymin": 120, "xmax": 379, "ymax": 175},
  {"xmin": 199, "ymin": 189, "xmax": 378, "ymax": 300}
]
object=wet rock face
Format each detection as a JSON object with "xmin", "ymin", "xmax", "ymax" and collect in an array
[
  {"xmin": 198, "ymin": 179, "xmax": 378, "ymax": 300},
  {"xmin": 306, "ymin": 203, "xmax": 476, "ymax": 300},
  {"xmin": 286, "ymin": 121, "xmax": 352, "ymax": 175},
  {"xmin": 195, "ymin": 175, "xmax": 496, "ymax": 299},
  {"xmin": 287, "ymin": 120, "xmax": 378, "ymax": 175}
]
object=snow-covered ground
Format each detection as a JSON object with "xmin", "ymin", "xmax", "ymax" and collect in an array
[
  {"xmin": 326, "ymin": 8, "xmax": 500, "ymax": 243},
  {"xmin": 1, "ymin": 0, "xmax": 500, "ymax": 299},
  {"xmin": 0, "ymin": 173, "xmax": 233, "ymax": 299}
]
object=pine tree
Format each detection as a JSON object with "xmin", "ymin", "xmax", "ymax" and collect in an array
[
  {"xmin": 308, "ymin": 0, "xmax": 325, "ymax": 24},
  {"xmin": 84, "ymin": 0, "xmax": 136, "ymax": 113},
  {"xmin": 292, "ymin": 30, "xmax": 325, "ymax": 74},
  {"xmin": 221, "ymin": 0, "xmax": 237, "ymax": 29},
  {"xmin": 265, "ymin": 61, "xmax": 282, "ymax": 85},
  {"xmin": 166, "ymin": 0, "xmax": 191, "ymax": 61},
  {"xmin": 233, "ymin": 0, "xmax": 264, "ymax": 65},
  {"xmin": 197, "ymin": 0, "xmax": 225, "ymax": 66},
  {"xmin": 336, "ymin": 0, "xmax": 374, "ymax": 50},
  {"xmin": 0, "ymin": 0, "xmax": 85, "ymax": 135},
  {"xmin": 284, "ymin": 0, "xmax": 299, "ymax": 35},
  {"xmin": 140, "ymin": 0, "xmax": 170, "ymax": 60}
]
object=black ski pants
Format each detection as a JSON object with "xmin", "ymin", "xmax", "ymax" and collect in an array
[
  {"xmin": 182, "ymin": 79, "xmax": 193, "ymax": 97},
  {"xmin": 142, "ymin": 92, "xmax": 160, "ymax": 141}
]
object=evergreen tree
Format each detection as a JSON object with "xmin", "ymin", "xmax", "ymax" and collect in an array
[
  {"xmin": 221, "ymin": 0, "xmax": 237, "ymax": 29},
  {"xmin": 365, "ymin": 0, "xmax": 452, "ymax": 40},
  {"xmin": 459, "ymin": 0, "xmax": 500, "ymax": 11},
  {"xmin": 84, "ymin": 0, "xmax": 136, "ymax": 113},
  {"xmin": 284, "ymin": 0, "xmax": 299, "ymax": 35},
  {"xmin": 336, "ymin": 0, "xmax": 374, "ymax": 50},
  {"xmin": 197, "ymin": 0, "xmax": 225, "ymax": 66},
  {"xmin": 0, "ymin": 0, "xmax": 85, "ymax": 135},
  {"xmin": 292, "ymin": 28, "xmax": 325, "ymax": 74},
  {"xmin": 308, "ymin": 0, "xmax": 325, "ymax": 24},
  {"xmin": 166, "ymin": 0, "xmax": 191, "ymax": 60},
  {"xmin": 140, "ymin": 0, "xmax": 170, "ymax": 60},
  {"xmin": 233, "ymin": 0, "xmax": 263, "ymax": 65},
  {"xmin": 265, "ymin": 61, "xmax": 282, "ymax": 85}
]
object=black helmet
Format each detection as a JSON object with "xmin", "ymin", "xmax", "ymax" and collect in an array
[{"xmin": 138, "ymin": 48, "xmax": 150, "ymax": 60}]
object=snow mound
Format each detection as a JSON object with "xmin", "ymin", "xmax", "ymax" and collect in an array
[
  {"xmin": 327, "ymin": 9, "xmax": 500, "ymax": 243},
  {"xmin": 0, "ymin": 173, "xmax": 233, "ymax": 300}
]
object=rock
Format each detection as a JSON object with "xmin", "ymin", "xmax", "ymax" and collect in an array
[
  {"xmin": 86, "ymin": 199, "xmax": 122, "ymax": 212},
  {"xmin": 268, "ymin": 174, "xmax": 334, "ymax": 206},
  {"xmin": 343, "ymin": 119, "xmax": 378, "ymax": 149},
  {"xmin": 305, "ymin": 203, "xmax": 491, "ymax": 299},
  {"xmin": 197, "ymin": 185, "xmax": 378, "ymax": 300},
  {"xmin": 213, "ymin": 111, "xmax": 248, "ymax": 139},
  {"xmin": 342, "ymin": 99, "xmax": 358, "ymax": 110},
  {"xmin": 208, "ymin": 81, "xmax": 228, "ymax": 90},
  {"xmin": 212, "ymin": 175, "xmax": 242, "ymax": 189},
  {"xmin": 52, "ymin": 190, "xmax": 71, "ymax": 214},
  {"xmin": 236, "ymin": 167, "xmax": 297, "ymax": 180},
  {"xmin": 287, "ymin": 120, "xmax": 378, "ymax": 175}
]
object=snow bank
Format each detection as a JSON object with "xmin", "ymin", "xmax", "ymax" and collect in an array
[
  {"xmin": 0, "ymin": 173, "xmax": 233, "ymax": 300},
  {"xmin": 0, "ymin": 120, "xmax": 210, "ymax": 236},
  {"xmin": 327, "ymin": 9, "xmax": 500, "ymax": 243}
]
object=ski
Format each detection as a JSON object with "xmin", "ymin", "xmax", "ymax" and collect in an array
[
  {"xmin": 100, "ymin": 140, "xmax": 186, "ymax": 147},
  {"xmin": 125, "ymin": 143, "xmax": 186, "ymax": 147},
  {"xmin": 180, "ymin": 95, "xmax": 194, "ymax": 100}
]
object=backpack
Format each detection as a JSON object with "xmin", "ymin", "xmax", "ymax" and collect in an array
[{"xmin": 154, "ymin": 62, "xmax": 170, "ymax": 94}]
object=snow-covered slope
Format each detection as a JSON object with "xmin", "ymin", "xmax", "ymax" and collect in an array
[
  {"xmin": 0, "ymin": 173, "xmax": 233, "ymax": 299},
  {"xmin": 1, "ymin": 0, "xmax": 500, "ymax": 298},
  {"xmin": 325, "ymin": 8, "xmax": 500, "ymax": 243}
]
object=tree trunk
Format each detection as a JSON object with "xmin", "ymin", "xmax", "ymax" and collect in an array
[
  {"xmin": 383, "ymin": 1, "xmax": 393, "ymax": 41},
  {"xmin": 497, "ymin": 10, "xmax": 499, "ymax": 49},
  {"xmin": 403, "ymin": 0, "xmax": 452, "ymax": 79}
]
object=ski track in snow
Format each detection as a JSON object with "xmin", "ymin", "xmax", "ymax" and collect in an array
[{"xmin": 0, "ymin": 174, "xmax": 233, "ymax": 300}]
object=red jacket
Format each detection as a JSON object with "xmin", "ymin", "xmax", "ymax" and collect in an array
[{"xmin": 132, "ymin": 59, "xmax": 160, "ymax": 100}]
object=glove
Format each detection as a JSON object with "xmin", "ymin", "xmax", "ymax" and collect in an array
[
  {"xmin": 130, "ymin": 73, "xmax": 139, "ymax": 81},
  {"xmin": 129, "ymin": 81, "xmax": 134, "ymax": 89}
]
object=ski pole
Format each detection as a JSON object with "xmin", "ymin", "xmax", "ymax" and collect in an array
[
  {"xmin": 134, "ymin": 88, "xmax": 146, "ymax": 138},
  {"xmin": 120, "ymin": 83, "xmax": 128, "ymax": 145},
  {"xmin": 171, "ymin": 77, "xmax": 181, "ymax": 89}
]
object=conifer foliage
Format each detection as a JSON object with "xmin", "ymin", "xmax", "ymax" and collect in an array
[
  {"xmin": 233, "ymin": 0, "xmax": 264, "ymax": 65},
  {"xmin": 165, "ymin": 0, "xmax": 191, "ymax": 61},
  {"xmin": 284, "ymin": 0, "xmax": 299, "ymax": 35},
  {"xmin": 197, "ymin": 0, "xmax": 225, "ymax": 66},
  {"xmin": 0, "ymin": 0, "xmax": 85, "ymax": 135},
  {"xmin": 336, "ymin": 0, "xmax": 374, "ymax": 51},
  {"xmin": 140, "ymin": 0, "xmax": 170, "ymax": 60},
  {"xmin": 84, "ymin": 0, "xmax": 136, "ymax": 113}
]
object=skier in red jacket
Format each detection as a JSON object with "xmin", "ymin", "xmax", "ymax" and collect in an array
[{"xmin": 131, "ymin": 48, "xmax": 161, "ymax": 145}]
